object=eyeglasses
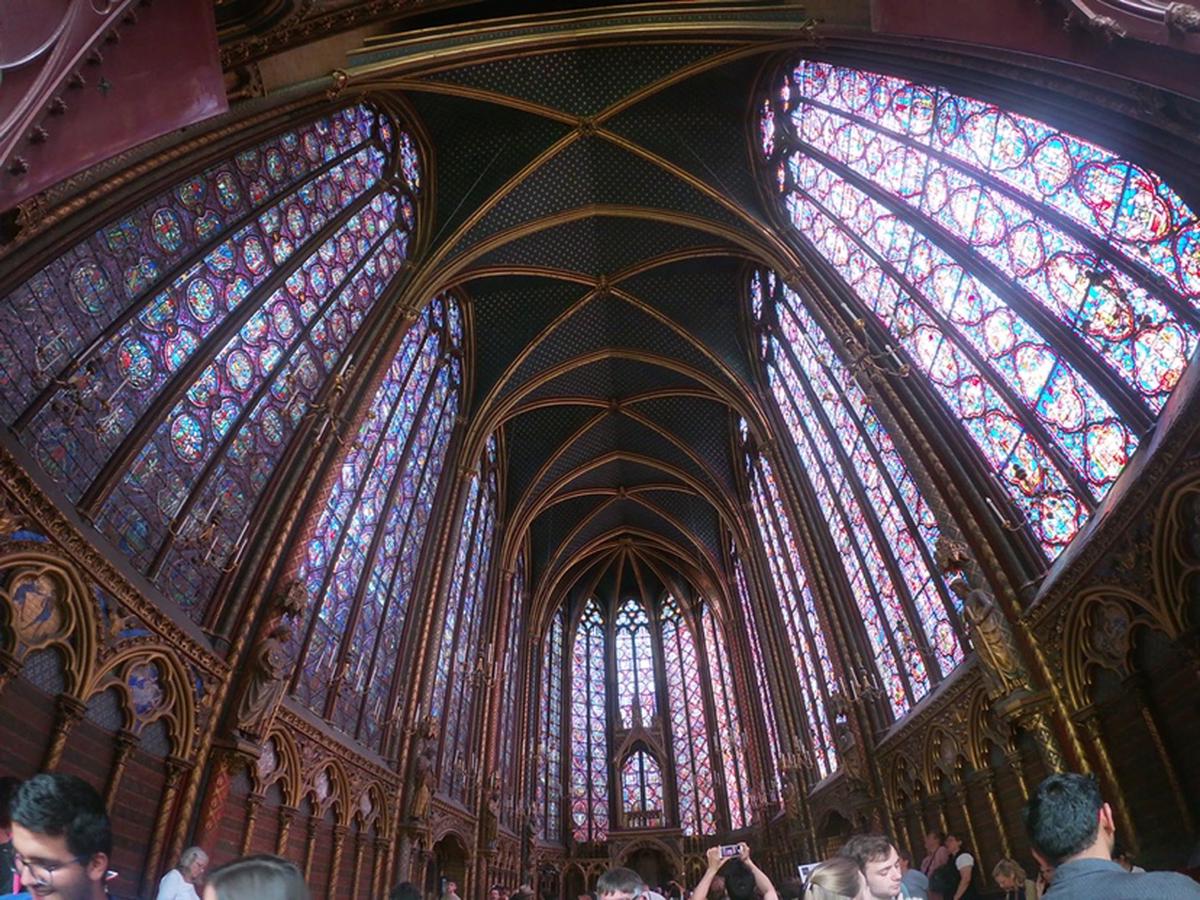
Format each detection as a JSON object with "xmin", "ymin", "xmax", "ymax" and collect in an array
[{"xmin": 13, "ymin": 850, "xmax": 91, "ymax": 888}]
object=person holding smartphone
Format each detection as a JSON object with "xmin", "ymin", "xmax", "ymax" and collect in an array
[{"xmin": 693, "ymin": 843, "xmax": 779, "ymax": 900}]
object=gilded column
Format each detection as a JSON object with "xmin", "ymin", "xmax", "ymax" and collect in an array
[
  {"xmin": 303, "ymin": 813, "xmax": 319, "ymax": 883},
  {"xmin": 1004, "ymin": 750, "xmax": 1029, "ymax": 801},
  {"xmin": 328, "ymin": 824, "xmax": 347, "ymax": 900},
  {"xmin": 104, "ymin": 729, "xmax": 140, "ymax": 808},
  {"xmin": 277, "ymin": 805, "xmax": 299, "ymax": 856},
  {"xmin": 951, "ymin": 778, "xmax": 981, "ymax": 874},
  {"xmin": 975, "ymin": 771, "xmax": 1011, "ymax": 860},
  {"xmin": 140, "ymin": 755, "xmax": 192, "ymax": 898},
  {"xmin": 350, "ymin": 830, "xmax": 367, "ymax": 899},
  {"xmin": 373, "ymin": 835, "xmax": 390, "ymax": 898},
  {"xmin": 43, "ymin": 694, "xmax": 86, "ymax": 770},
  {"xmin": 241, "ymin": 793, "xmax": 263, "ymax": 857},
  {"xmin": 1073, "ymin": 706, "xmax": 1137, "ymax": 851},
  {"xmin": 1015, "ymin": 709, "xmax": 1066, "ymax": 775}
]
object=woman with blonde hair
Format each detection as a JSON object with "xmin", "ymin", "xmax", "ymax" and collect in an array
[
  {"xmin": 803, "ymin": 858, "xmax": 866, "ymax": 900},
  {"xmin": 991, "ymin": 859, "xmax": 1036, "ymax": 900}
]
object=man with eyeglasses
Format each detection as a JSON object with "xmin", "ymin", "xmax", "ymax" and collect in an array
[{"xmin": 8, "ymin": 774, "xmax": 111, "ymax": 899}]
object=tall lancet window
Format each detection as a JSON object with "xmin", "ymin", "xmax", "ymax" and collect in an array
[
  {"xmin": 432, "ymin": 433, "xmax": 500, "ymax": 803},
  {"xmin": 570, "ymin": 599, "xmax": 608, "ymax": 842},
  {"xmin": 536, "ymin": 608, "xmax": 565, "ymax": 841},
  {"xmin": 621, "ymin": 749, "xmax": 664, "ymax": 828},
  {"xmin": 499, "ymin": 551, "xmax": 527, "ymax": 825},
  {"xmin": 702, "ymin": 606, "xmax": 750, "ymax": 830},
  {"xmin": 742, "ymin": 455, "xmax": 837, "ymax": 776},
  {"xmin": 750, "ymin": 266, "xmax": 966, "ymax": 717},
  {"xmin": 290, "ymin": 292, "xmax": 458, "ymax": 751},
  {"xmin": 614, "ymin": 598, "xmax": 657, "ymax": 729},
  {"xmin": 0, "ymin": 104, "xmax": 420, "ymax": 621},
  {"xmin": 660, "ymin": 597, "xmax": 717, "ymax": 835},
  {"xmin": 764, "ymin": 61, "xmax": 1200, "ymax": 558},
  {"xmin": 729, "ymin": 552, "xmax": 784, "ymax": 792}
]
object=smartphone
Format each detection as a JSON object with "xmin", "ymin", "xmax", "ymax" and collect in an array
[{"xmin": 719, "ymin": 844, "xmax": 740, "ymax": 858}]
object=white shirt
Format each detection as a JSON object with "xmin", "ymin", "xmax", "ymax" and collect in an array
[
  {"xmin": 156, "ymin": 869, "xmax": 201, "ymax": 900},
  {"xmin": 955, "ymin": 853, "xmax": 975, "ymax": 871}
]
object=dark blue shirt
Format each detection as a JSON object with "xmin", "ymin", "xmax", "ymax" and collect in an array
[{"xmin": 1045, "ymin": 858, "xmax": 1200, "ymax": 899}]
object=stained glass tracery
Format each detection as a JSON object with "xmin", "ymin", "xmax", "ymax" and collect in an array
[
  {"xmin": 702, "ymin": 605, "xmax": 751, "ymax": 830},
  {"xmin": 614, "ymin": 598, "xmax": 657, "ymax": 729},
  {"xmin": 764, "ymin": 61, "xmax": 1200, "ymax": 558},
  {"xmin": 537, "ymin": 608, "xmax": 565, "ymax": 841},
  {"xmin": 433, "ymin": 433, "xmax": 500, "ymax": 803},
  {"xmin": 289, "ymin": 293, "xmax": 459, "ymax": 749},
  {"xmin": 0, "ymin": 104, "xmax": 421, "ymax": 624},
  {"xmin": 500, "ymin": 551, "xmax": 527, "ymax": 826},
  {"xmin": 570, "ymin": 599, "xmax": 609, "ymax": 843},
  {"xmin": 661, "ymin": 597, "xmax": 718, "ymax": 835},
  {"xmin": 742, "ymin": 468, "xmax": 838, "ymax": 775},
  {"xmin": 620, "ymin": 749, "xmax": 664, "ymax": 828}
]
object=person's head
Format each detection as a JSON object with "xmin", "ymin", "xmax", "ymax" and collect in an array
[
  {"xmin": 489, "ymin": 888, "xmax": 503, "ymax": 900},
  {"xmin": 0, "ymin": 775, "xmax": 21, "ymax": 842},
  {"xmin": 722, "ymin": 859, "xmax": 757, "ymax": 900},
  {"xmin": 923, "ymin": 831, "xmax": 944, "ymax": 855},
  {"xmin": 803, "ymin": 857, "xmax": 865, "ymax": 900},
  {"xmin": 838, "ymin": 835, "xmax": 901, "ymax": 900},
  {"xmin": 991, "ymin": 860, "xmax": 1026, "ymax": 891},
  {"xmin": 1023, "ymin": 773, "xmax": 1113, "ymax": 868},
  {"xmin": 179, "ymin": 846, "xmax": 209, "ymax": 884},
  {"xmin": 597, "ymin": 867, "xmax": 647, "ymax": 900},
  {"xmin": 10, "ymin": 773, "xmax": 111, "ymax": 900},
  {"xmin": 448, "ymin": 882, "xmax": 459, "ymax": 895},
  {"xmin": 778, "ymin": 876, "xmax": 805, "ymax": 900},
  {"xmin": 710, "ymin": 875, "xmax": 726, "ymax": 898},
  {"xmin": 390, "ymin": 881, "xmax": 421, "ymax": 900},
  {"xmin": 895, "ymin": 850, "xmax": 911, "ymax": 875},
  {"xmin": 202, "ymin": 854, "xmax": 308, "ymax": 900},
  {"xmin": 945, "ymin": 834, "xmax": 965, "ymax": 857}
]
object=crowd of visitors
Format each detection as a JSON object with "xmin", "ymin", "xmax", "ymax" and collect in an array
[{"xmin": 0, "ymin": 771, "xmax": 1197, "ymax": 899}]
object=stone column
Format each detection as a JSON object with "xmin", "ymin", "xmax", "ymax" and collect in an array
[
  {"xmin": 328, "ymin": 824, "xmax": 347, "ymax": 900},
  {"xmin": 277, "ymin": 805, "xmax": 299, "ymax": 856},
  {"xmin": 303, "ymin": 813, "xmax": 319, "ymax": 883},
  {"xmin": 140, "ymin": 755, "xmax": 192, "ymax": 898},
  {"xmin": 43, "ymin": 694, "xmax": 86, "ymax": 769},
  {"xmin": 974, "ymin": 771, "xmax": 1011, "ymax": 860},
  {"xmin": 104, "ymin": 729, "xmax": 140, "ymax": 807},
  {"xmin": 241, "ymin": 793, "xmax": 262, "ymax": 856}
]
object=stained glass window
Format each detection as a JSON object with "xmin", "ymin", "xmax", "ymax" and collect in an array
[
  {"xmin": 620, "ymin": 749, "xmax": 664, "ymax": 828},
  {"xmin": 742, "ymin": 465, "xmax": 837, "ymax": 776},
  {"xmin": 729, "ymin": 552, "xmax": 785, "ymax": 791},
  {"xmin": 702, "ymin": 606, "xmax": 750, "ymax": 830},
  {"xmin": 570, "ymin": 599, "xmax": 608, "ymax": 843},
  {"xmin": 432, "ymin": 433, "xmax": 500, "ymax": 803},
  {"xmin": 499, "ymin": 551, "xmax": 527, "ymax": 825},
  {"xmin": 749, "ymin": 265, "xmax": 967, "ymax": 717},
  {"xmin": 764, "ymin": 63, "xmax": 1200, "ymax": 559},
  {"xmin": 614, "ymin": 598, "xmax": 657, "ymax": 729},
  {"xmin": 0, "ymin": 104, "xmax": 420, "ymax": 622},
  {"xmin": 289, "ymin": 293, "xmax": 459, "ymax": 751},
  {"xmin": 661, "ymin": 597, "xmax": 717, "ymax": 835},
  {"xmin": 537, "ymin": 608, "xmax": 565, "ymax": 842}
]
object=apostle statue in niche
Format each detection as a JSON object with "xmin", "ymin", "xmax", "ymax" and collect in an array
[
  {"xmin": 408, "ymin": 714, "xmax": 439, "ymax": 823},
  {"xmin": 954, "ymin": 578, "xmax": 1031, "ymax": 701},
  {"xmin": 233, "ymin": 623, "xmax": 292, "ymax": 741},
  {"xmin": 481, "ymin": 772, "xmax": 501, "ymax": 850}
]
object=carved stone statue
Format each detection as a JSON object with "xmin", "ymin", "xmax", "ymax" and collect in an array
[
  {"xmin": 521, "ymin": 803, "xmax": 538, "ymax": 883},
  {"xmin": 234, "ymin": 623, "xmax": 291, "ymax": 740},
  {"xmin": 408, "ymin": 714, "xmax": 439, "ymax": 822},
  {"xmin": 948, "ymin": 577, "xmax": 1030, "ymax": 701},
  {"xmin": 481, "ymin": 773, "xmax": 501, "ymax": 850}
]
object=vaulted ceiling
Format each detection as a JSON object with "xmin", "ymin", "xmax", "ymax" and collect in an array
[{"xmin": 347, "ymin": 9, "xmax": 818, "ymax": 611}]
